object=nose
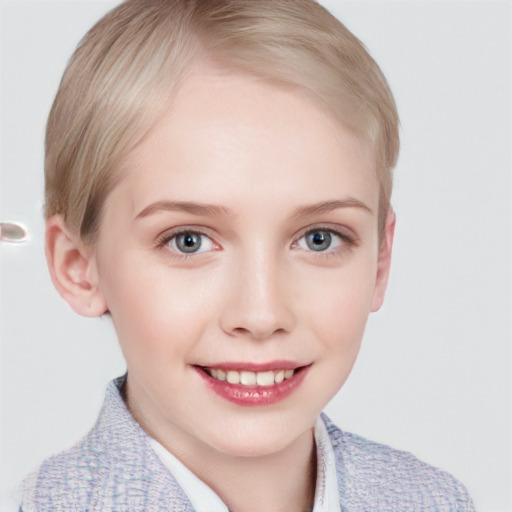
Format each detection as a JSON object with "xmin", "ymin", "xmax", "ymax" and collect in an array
[{"xmin": 219, "ymin": 249, "xmax": 297, "ymax": 340}]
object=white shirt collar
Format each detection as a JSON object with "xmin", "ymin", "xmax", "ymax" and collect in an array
[
  {"xmin": 148, "ymin": 416, "xmax": 340, "ymax": 512},
  {"xmin": 149, "ymin": 437, "xmax": 228, "ymax": 512},
  {"xmin": 313, "ymin": 416, "xmax": 341, "ymax": 512}
]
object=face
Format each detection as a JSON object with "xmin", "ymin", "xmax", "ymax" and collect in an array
[{"xmin": 92, "ymin": 67, "xmax": 391, "ymax": 460}]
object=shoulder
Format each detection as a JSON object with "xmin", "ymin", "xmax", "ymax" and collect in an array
[
  {"xmin": 16, "ymin": 377, "xmax": 193, "ymax": 512},
  {"xmin": 321, "ymin": 413, "xmax": 476, "ymax": 511}
]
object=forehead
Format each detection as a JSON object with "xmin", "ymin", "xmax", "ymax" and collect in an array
[{"xmin": 112, "ymin": 69, "xmax": 378, "ymax": 216}]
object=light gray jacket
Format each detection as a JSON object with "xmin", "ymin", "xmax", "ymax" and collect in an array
[{"xmin": 18, "ymin": 376, "xmax": 475, "ymax": 511}]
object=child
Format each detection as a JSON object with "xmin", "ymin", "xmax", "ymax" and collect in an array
[{"xmin": 12, "ymin": 0, "xmax": 475, "ymax": 510}]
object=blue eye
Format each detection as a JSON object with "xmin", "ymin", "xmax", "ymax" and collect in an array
[
  {"xmin": 165, "ymin": 231, "xmax": 215, "ymax": 254},
  {"xmin": 296, "ymin": 229, "xmax": 343, "ymax": 252},
  {"xmin": 305, "ymin": 231, "xmax": 332, "ymax": 251}
]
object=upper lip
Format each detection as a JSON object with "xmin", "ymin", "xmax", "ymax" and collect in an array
[{"xmin": 196, "ymin": 360, "xmax": 308, "ymax": 372}]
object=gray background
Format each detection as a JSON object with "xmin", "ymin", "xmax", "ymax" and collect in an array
[{"xmin": 1, "ymin": 1, "xmax": 510, "ymax": 510}]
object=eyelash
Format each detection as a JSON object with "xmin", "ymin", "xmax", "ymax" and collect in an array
[
  {"xmin": 155, "ymin": 225, "xmax": 358, "ymax": 259},
  {"xmin": 292, "ymin": 225, "xmax": 358, "ymax": 258},
  {"xmin": 155, "ymin": 228, "xmax": 216, "ymax": 259}
]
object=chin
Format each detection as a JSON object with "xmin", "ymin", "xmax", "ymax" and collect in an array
[
  {"xmin": 203, "ymin": 413, "xmax": 315, "ymax": 459},
  {"xmin": 214, "ymin": 435, "xmax": 294, "ymax": 458}
]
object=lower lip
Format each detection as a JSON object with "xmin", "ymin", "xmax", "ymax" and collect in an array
[{"xmin": 196, "ymin": 366, "xmax": 310, "ymax": 406}]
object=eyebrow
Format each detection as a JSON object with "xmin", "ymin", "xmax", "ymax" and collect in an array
[
  {"xmin": 135, "ymin": 200, "xmax": 233, "ymax": 220},
  {"xmin": 290, "ymin": 199, "xmax": 373, "ymax": 219},
  {"xmin": 135, "ymin": 198, "xmax": 372, "ymax": 221}
]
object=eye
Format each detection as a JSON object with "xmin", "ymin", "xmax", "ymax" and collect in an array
[
  {"xmin": 295, "ymin": 229, "xmax": 344, "ymax": 252},
  {"xmin": 304, "ymin": 230, "xmax": 333, "ymax": 251},
  {"xmin": 160, "ymin": 230, "xmax": 215, "ymax": 255}
]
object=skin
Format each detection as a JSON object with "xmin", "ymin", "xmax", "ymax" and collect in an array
[{"xmin": 46, "ymin": 66, "xmax": 395, "ymax": 511}]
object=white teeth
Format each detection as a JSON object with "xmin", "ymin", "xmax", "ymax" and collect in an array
[
  {"xmin": 256, "ymin": 370, "xmax": 275, "ymax": 386},
  {"xmin": 240, "ymin": 371, "xmax": 256, "ymax": 385},
  {"xmin": 226, "ymin": 370, "xmax": 240, "ymax": 384},
  {"xmin": 207, "ymin": 368, "xmax": 297, "ymax": 386}
]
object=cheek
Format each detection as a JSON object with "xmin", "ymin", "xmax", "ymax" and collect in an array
[
  {"xmin": 298, "ymin": 257, "xmax": 377, "ymax": 336},
  {"xmin": 100, "ymin": 253, "xmax": 216, "ymax": 364},
  {"xmin": 305, "ymin": 267, "xmax": 376, "ymax": 391}
]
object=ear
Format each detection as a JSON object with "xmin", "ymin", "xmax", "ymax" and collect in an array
[
  {"xmin": 371, "ymin": 209, "xmax": 396, "ymax": 312},
  {"xmin": 45, "ymin": 215, "xmax": 108, "ymax": 317}
]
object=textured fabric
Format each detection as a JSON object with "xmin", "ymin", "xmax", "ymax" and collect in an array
[
  {"xmin": 322, "ymin": 415, "xmax": 475, "ymax": 512},
  {"xmin": 16, "ymin": 376, "xmax": 475, "ymax": 511},
  {"xmin": 19, "ymin": 376, "xmax": 193, "ymax": 512},
  {"xmin": 148, "ymin": 438, "xmax": 227, "ymax": 512}
]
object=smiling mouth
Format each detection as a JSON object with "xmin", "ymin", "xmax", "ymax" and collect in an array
[
  {"xmin": 196, "ymin": 364, "xmax": 310, "ymax": 406},
  {"xmin": 201, "ymin": 367, "xmax": 297, "ymax": 387}
]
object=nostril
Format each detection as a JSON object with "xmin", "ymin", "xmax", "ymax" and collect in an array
[{"xmin": 231, "ymin": 325, "xmax": 288, "ymax": 340}]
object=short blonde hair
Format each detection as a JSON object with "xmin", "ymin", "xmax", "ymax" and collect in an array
[{"xmin": 45, "ymin": 0, "xmax": 399, "ymax": 243}]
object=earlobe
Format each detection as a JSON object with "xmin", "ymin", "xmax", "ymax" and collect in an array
[
  {"xmin": 371, "ymin": 209, "xmax": 396, "ymax": 312},
  {"xmin": 45, "ymin": 216, "xmax": 108, "ymax": 317}
]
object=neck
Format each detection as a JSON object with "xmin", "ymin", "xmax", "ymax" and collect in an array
[
  {"xmin": 136, "ymin": 413, "xmax": 316, "ymax": 511},
  {"xmin": 126, "ymin": 380, "xmax": 317, "ymax": 511},
  {"xmin": 198, "ymin": 428, "xmax": 317, "ymax": 512},
  {"xmin": 184, "ymin": 428, "xmax": 317, "ymax": 512}
]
